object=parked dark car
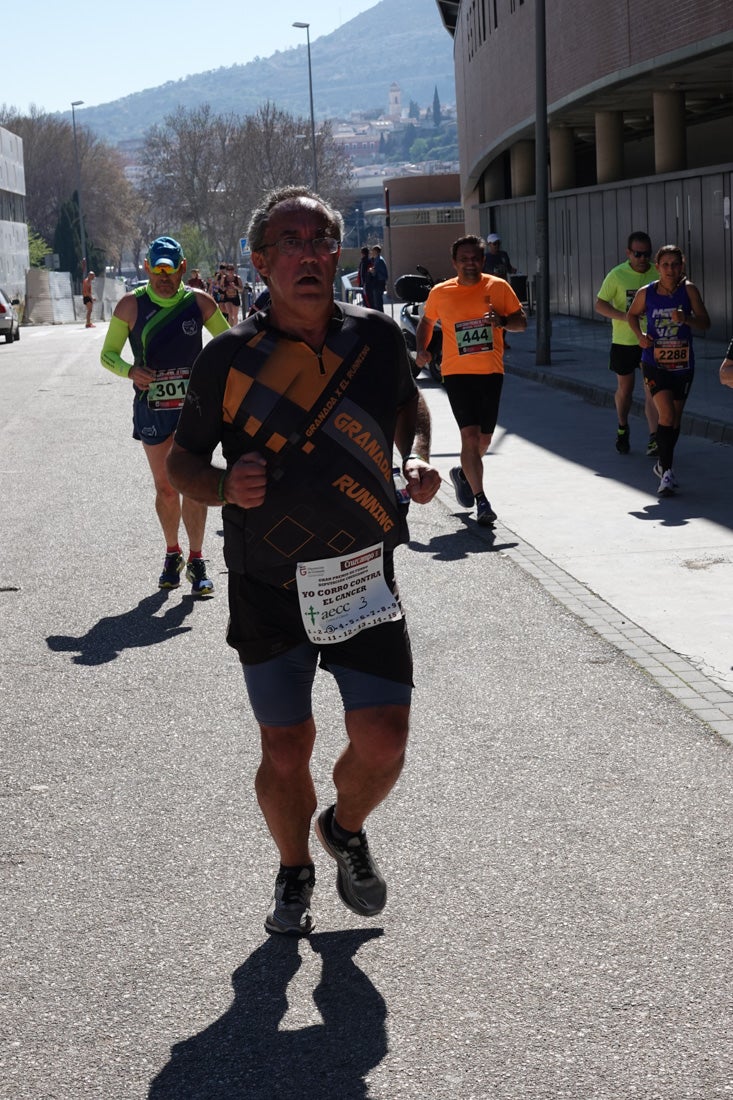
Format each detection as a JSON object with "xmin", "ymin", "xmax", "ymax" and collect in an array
[{"xmin": 0, "ymin": 287, "xmax": 20, "ymax": 343}]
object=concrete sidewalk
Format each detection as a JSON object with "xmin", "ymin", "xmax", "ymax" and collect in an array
[
  {"xmin": 501, "ymin": 315, "xmax": 733, "ymax": 447},
  {"xmin": 385, "ymin": 299, "xmax": 733, "ymax": 444}
]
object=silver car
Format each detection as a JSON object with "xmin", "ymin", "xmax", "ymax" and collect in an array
[{"xmin": 0, "ymin": 287, "xmax": 20, "ymax": 343}]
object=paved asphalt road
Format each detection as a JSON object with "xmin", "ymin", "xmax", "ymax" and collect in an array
[{"xmin": 1, "ymin": 324, "xmax": 731, "ymax": 1100}]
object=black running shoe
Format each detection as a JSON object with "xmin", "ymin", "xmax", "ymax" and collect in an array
[
  {"xmin": 615, "ymin": 426, "xmax": 630, "ymax": 454},
  {"xmin": 476, "ymin": 499, "xmax": 497, "ymax": 526},
  {"xmin": 186, "ymin": 558, "xmax": 214, "ymax": 598},
  {"xmin": 315, "ymin": 805, "xmax": 386, "ymax": 917},
  {"xmin": 158, "ymin": 551, "xmax": 184, "ymax": 589},
  {"xmin": 265, "ymin": 865, "xmax": 315, "ymax": 936},
  {"xmin": 449, "ymin": 466, "xmax": 475, "ymax": 508}
]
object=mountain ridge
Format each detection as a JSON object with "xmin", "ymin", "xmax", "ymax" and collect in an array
[{"xmin": 74, "ymin": 0, "xmax": 456, "ymax": 144}]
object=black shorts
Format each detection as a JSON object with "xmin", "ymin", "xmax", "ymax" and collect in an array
[
  {"xmin": 83, "ymin": 296, "xmax": 93, "ymax": 305},
  {"xmin": 609, "ymin": 344, "xmax": 642, "ymax": 375},
  {"xmin": 643, "ymin": 365, "xmax": 693, "ymax": 402},
  {"xmin": 226, "ymin": 567, "xmax": 413, "ymax": 686},
  {"xmin": 442, "ymin": 373, "xmax": 504, "ymax": 433}
]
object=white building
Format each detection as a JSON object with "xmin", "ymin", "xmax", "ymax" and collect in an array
[{"xmin": 0, "ymin": 125, "xmax": 30, "ymax": 294}]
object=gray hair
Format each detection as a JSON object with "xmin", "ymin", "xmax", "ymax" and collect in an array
[{"xmin": 247, "ymin": 185, "xmax": 344, "ymax": 252}]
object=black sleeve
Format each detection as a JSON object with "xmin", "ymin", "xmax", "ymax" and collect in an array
[{"xmin": 174, "ymin": 333, "xmax": 233, "ymax": 455}]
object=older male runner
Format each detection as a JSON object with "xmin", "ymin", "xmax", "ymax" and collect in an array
[
  {"xmin": 100, "ymin": 235, "xmax": 229, "ymax": 595},
  {"xmin": 167, "ymin": 185, "xmax": 440, "ymax": 935}
]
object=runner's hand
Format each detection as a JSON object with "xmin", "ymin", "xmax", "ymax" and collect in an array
[
  {"xmin": 129, "ymin": 365, "xmax": 155, "ymax": 389},
  {"xmin": 225, "ymin": 452, "xmax": 267, "ymax": 508},
  {"xmin": 404, "ymin": 459, "xmax": 440, "ymax": 504}
]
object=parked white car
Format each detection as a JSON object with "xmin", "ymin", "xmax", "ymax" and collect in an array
[{"xmin": 0, "ymin": 287, "xmax": 20, "ymax": 343}]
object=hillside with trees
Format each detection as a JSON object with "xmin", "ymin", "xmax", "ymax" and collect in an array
[{"xmin": 68, "ymin": 0, "xmax": 455, "ymax": 144}]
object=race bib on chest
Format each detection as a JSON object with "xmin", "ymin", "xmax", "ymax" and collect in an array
[
  {"xmin": 654, "ymin": 339, "xmax": 690, "ymax": 370},
  {"xmin": 147, "ymin": 366, "xmax": 191, "ymax": 409},
  {"xmin": 296, "ymin": 543, "xmax": 402, "ymax": 644},
  {"xmin": 455, "ymin": 317, "xmax": 494, "ymax": 355}
]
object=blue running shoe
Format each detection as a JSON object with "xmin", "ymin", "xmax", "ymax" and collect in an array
[
  {"xmin": 186, "ymin": 558, "xmax": 214, "ymax": 598},
  {"xmin": 449, "ymin": 466, "xmax": 475, "ymax": 508},
  {"xmin": 159, "ymin": 551, "xmax": 184, "ymax": 589}
]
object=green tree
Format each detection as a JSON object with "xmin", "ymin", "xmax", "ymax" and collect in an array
[
  {"xmin": 433, "ymin": 86, "xmax": 442, "ymax": 128},
  {"xmin": 141, "ymin": 102, "xmax": 353, "ymax": 263},
  {"xmin": 27, "ymin": 226, "xmax": 51, "ymax": 267},
  {"xmin": 52, "ymin": 199, "xmax": 79, "ymax": 278},
  {"xmin": 177, "ymin": 223, "xmax": 217, "ymax": 275},
  {"xmin": 409, "ymin": 100, "xmax": 420, "ymax": 120},
  {"xmin": 401, "ymin": 123, "xmax": 417, "ymax": 157},
  {"xmin": 0, "ymin": 107, "xmax": 137, "ymax": 278},
  {"xmin": 409, "ymin": 138, "xmax": 430, "ymax": 161}
]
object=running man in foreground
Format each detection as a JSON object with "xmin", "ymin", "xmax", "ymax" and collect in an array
[{"xmin": 167, "ymin": 186, "xmax": 440, "ymax": 935}]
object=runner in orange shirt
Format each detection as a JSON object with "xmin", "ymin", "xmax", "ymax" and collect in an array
[{"xmin": 416, "ymin": 235, "xmax": 526, "ymax": 525}]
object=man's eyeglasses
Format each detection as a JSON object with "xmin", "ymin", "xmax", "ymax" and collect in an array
[
  {"xmin": 148, "ymin": 263, "xmax": 182, "ymax": 275},
  {"xmin": 631, "ymin": 249, "xmax": 651, "ymax": 259},
  {"xmin": 261, "ymin": 236, "xmax": 340, "ymax": 257}
]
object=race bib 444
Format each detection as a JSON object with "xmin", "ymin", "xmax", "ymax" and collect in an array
[{"xmin": 454, "ymin": 317, "xmax": 494, "ymax": 355}]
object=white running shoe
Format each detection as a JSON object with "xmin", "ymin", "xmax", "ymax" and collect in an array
[
  {"xmin": 657, "ymin": 469, "xmax": 677, "ymax": 497},
  {"xmin": 653, "ymin": 462, "xmax": 679, "ymax": 489}
]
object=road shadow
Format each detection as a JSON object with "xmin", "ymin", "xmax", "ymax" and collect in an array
[
  {"xmin": 409, "ymin": 515, "xmax": 518, "ymax": 561},
  {"xmin": 46, "ymin": 590, "xmax": 196, "ymax": 665},
  {"xmin": 465, "ymin": 372, "xmax": 733, "ymax": 533},
  {"xmin": 148, "ymin": 928, "xmax": 387, "ymax": 1100}
]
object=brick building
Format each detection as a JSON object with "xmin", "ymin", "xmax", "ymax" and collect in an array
[{"xmin": 435, "ymin": 0, "xmax": 733, "ymax": 338}]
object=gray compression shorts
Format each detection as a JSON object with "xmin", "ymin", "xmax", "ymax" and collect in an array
[{"xmin": 242, "ymin": 641, "xmax": 412, "ymax": 727}]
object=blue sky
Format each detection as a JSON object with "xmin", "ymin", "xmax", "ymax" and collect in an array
[{"xmin": 2, "ymin": 0, "xmax": 380, "ymax": 115}]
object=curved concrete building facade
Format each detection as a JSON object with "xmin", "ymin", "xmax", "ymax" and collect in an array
[{"xmin": 436, "ymin": 0, "xmax": 733, "ymax": 337}]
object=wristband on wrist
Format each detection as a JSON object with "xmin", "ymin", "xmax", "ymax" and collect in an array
[
  {"xmin": 402, "ymin": 451, "xmax": 427, "ymax": 467},
  {"xmin": 217, "ymin": 468, "xmax": 229, "ymax": 505}
]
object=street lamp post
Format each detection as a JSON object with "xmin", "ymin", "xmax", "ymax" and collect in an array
[
  {"xmin": 292, "ymin": 22, "xmax": 318, "ymax": 192},
  {"xmin": 70, "ymin": 100, "xmax": 88, "ymax": 284}
]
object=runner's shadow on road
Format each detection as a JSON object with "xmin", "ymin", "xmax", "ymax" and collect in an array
[
  {"xmin": 46, "ymin": 591, "xmax": 195, "ymax": 665},
  {"xmin": 409, "ymin": 518, "xmax": 518, "ymax": 560},
  {"xmin": 148, "ymin": 928, "xmax": 387, "ymax": 1100},
  {"xmin": 627, "ymin": 500, "xmax": 691, "ymax": 527}
]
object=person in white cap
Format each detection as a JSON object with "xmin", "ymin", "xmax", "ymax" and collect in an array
[{"xmin": 482, "ymin": 234, "xmax": 516, "ymax": 280}]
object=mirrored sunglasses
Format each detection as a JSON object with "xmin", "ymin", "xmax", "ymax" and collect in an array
[{"xmin": 148, "ymin": 262, "xmax": 182, "ymax": 275}]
